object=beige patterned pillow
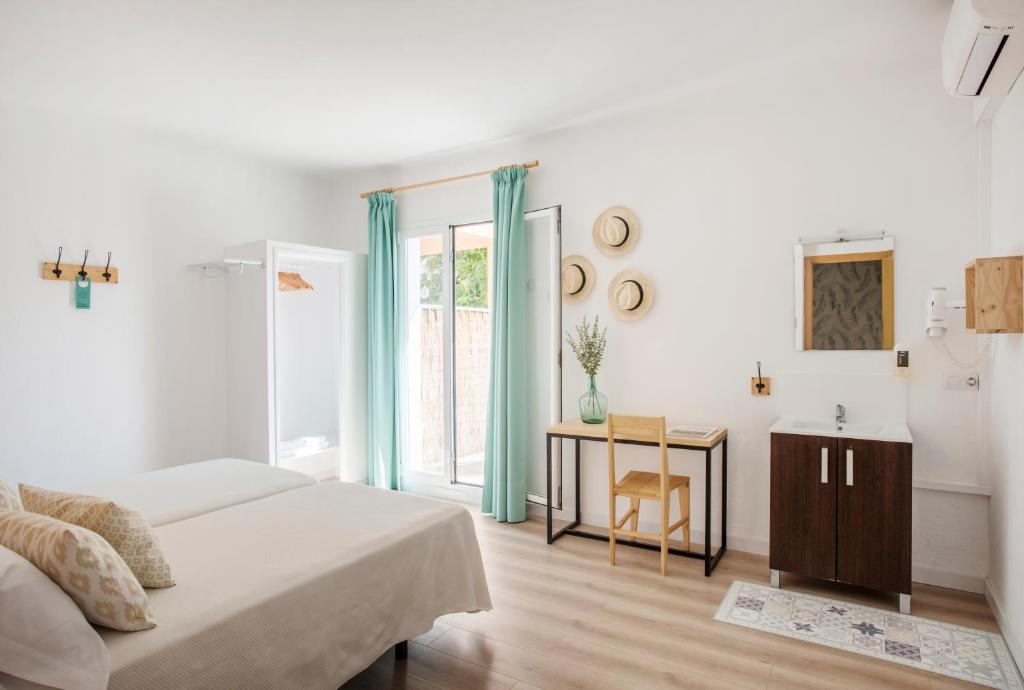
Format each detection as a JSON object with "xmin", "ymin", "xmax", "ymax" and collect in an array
[
  {"xmin": 0, "ymin": 511, "xmax": 156, "ymax": 631},
  {"xmin": 0, "ymin": 479, "xmax": 21, "ymax": 511},
  {"xmin": 19, "ymin": 485, "xmax": 174, "ymax": 588}
]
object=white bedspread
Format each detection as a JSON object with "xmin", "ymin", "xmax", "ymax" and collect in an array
[
  {"xmin": 81, "ymin": 458, "xmax": 316, "ymax": 526},
  {"xmin": 100, "ymin": 482, "xmax": 491, "ymax": 689}
]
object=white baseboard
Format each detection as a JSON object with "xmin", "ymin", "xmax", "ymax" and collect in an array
[
  {"xmin": 986, "ymin": 578, "xmax": 1024, "ymax": 675},
  {"xmin": 911, "ymin": 564, "xmax": 985, "ymax": 594},
  {"xmin": 525, "ymin": 506, "xmax": 985, "ymax": 593}
]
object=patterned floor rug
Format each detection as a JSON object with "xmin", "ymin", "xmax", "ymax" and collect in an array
[{"xmin": 714, "ymin": 580, "xmax": 1023, "ymax": 690}]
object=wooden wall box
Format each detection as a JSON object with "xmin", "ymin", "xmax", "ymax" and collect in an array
[{"xmin": 966, "ymin": 256, "xmax": 1022, "ymax": 334}]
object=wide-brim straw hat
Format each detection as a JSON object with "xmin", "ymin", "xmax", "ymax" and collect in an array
[
  {"xmin": 561, "ymin": 255, "xmax": 595, "ymax": 302},
  {"xmin": 608, "ymin": 269, "xmax": 653, "ymax": 321},
  {"xmin": 593, "ymin": 206, "xmax": 640, "ymax": 256}
]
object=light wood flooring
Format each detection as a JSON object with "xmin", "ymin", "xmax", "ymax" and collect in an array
[{"xmin": 343, "ymin": 512, "xmax": 1000, "ymax": 690}]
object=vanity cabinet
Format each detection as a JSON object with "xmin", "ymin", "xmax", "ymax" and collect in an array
[{"xmin": 770, "ymin": 433, "xmax": 912, "ymax": 599}]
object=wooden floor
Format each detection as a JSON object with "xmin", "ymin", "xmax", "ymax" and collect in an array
[{"xmin": 343, "ymin": 512, "xmax": 999, "ymax": 690}]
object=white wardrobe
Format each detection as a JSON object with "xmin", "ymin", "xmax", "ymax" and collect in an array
[{"xmin": 222, "ymin": 241, "xmax": 367, "ymax": 482}]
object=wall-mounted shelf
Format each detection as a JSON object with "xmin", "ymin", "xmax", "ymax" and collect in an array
[
  {"xmin": 189, "ymin": 258, "xmax": 264, "ymax": 276},
  {"xmin": 965, "ymin": 256, "xmax": 1022, "ymax": 333}
]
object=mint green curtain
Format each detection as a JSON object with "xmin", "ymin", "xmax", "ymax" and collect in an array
[
  {"xmin": 482, "ymin": 166, "xmax": 528, "ymax": 522},
  {"xmin": 367, "ymin": 191, "xmax": 400, "ymax": 490}
]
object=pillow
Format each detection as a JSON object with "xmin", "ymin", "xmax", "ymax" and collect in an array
[
  {"xmin": 0, "ymin": 545, "xmax": 110, "ymax": 690},
  {"xmin": 19, "ymin": 485, "xmax": 174, "ymax": 588},
  {"xmin": 0, "ymin": 511, "xmax": 156, "ymax": 631},
  {"xmin": 0, "ymin": 480, "xmax": 21, "ymax": 511}
]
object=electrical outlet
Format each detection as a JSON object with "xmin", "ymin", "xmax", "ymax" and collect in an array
[{"xmin": 944, "ymin": 374, "xmax": 980, "ymax": 391}]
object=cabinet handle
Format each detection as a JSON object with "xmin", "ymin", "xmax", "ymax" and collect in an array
[
  {"xmin": 821, "ymin": 447, "xmax": 828, "ymax": 483},
  {"xmin": 846, "ymin": 448, "xmax": 854, "ymax": 486}
]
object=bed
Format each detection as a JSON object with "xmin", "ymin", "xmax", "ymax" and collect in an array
[
  {"xmin": 77, "ymin": 458, "xmax": 317, "ymax": 527},
  {"xmin": 2, "ymin": 464, "xmax": 491, "ymax": 690}
]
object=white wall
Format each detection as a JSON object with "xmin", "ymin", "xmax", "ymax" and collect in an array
[
  {"xmin": 0, "ymin": 102, "xmax": 334, "ymax": 488},
  {"xmin": 327, "ymin": 45, "xmax": 990, "ymax": 588},
  {"xmin": 985, "ymin": 84, "xmax": 1024, "ymax": 662}
]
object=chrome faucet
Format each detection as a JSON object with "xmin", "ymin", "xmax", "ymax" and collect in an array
[{"xmin": 835, "ymin": 404, "xmax": 846, "ymax": 428}]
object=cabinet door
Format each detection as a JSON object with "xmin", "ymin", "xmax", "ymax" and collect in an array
[
  {"xmin": 837, "ymin": 438, "xmax": 912, "ymax": 594},
  {"xmin": 770, "ymin": 433, "xmax": 837, "ymax": 581}
]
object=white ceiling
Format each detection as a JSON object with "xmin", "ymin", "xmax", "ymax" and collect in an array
[{"xmin": 0, "ymin": 1, "xmax": 950, "ymax": 169}]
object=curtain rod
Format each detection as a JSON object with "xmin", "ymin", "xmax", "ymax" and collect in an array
[{"xmin": 359, "ymin": 160, "xmax": 539, "ymax": 199}]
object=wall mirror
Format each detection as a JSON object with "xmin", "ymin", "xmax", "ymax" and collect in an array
[{"xmin": 794, "ymin": 236, "xmax": 894, "ymax": 351}]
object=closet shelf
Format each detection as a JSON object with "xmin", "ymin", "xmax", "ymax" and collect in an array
[{"xmin": 189, "ymin": 258, "xmax": 264, "ymax": 276}]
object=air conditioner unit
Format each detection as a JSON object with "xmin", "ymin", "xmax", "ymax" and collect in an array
[{"xmin": 943, "ymin": 0, "xmax": 1024, "ymax": 97}]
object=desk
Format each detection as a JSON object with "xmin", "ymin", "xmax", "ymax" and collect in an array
[{"xmin": 545, "ymin": 418, "xmax": 728, "ymax": 576}]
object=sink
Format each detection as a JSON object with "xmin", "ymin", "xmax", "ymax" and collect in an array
[
  {"xmin": 792, "ymin": 420, "xmax": 838, "ymax": 432},
  {"xmin": 792, "ymin": 420, "xmax": 883, "ymax": 435},
  {"xmin": 771, "ymin": 417, "xmax": 911, "ymax": 443}
]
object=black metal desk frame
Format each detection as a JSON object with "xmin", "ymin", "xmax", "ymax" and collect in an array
[{"xmin": 545, "ymin": 429, "xmax": 727, "ymax": 576}]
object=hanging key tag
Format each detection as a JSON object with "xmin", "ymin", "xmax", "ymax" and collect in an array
[{"xmin": 75, "ymin": 275, "xmax": 91, "ymax": 310}]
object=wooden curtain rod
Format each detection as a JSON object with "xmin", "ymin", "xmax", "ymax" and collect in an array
[{"xmin": 359, "ymin": 160, "xmax": 539, "ymax": 199}]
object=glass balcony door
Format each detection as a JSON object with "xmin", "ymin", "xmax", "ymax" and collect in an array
[{"xmin": 399, "ymin": 207, "xmax": 561, "ymax": 500}]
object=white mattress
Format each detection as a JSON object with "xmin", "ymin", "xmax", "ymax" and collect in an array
[
  {"xmin": 100, "ymin": 482, "xmax": 492, "ymax": 690},
  {"xmin": 81, "ymin": 458, "xmax": 316, "ymax": 527}
]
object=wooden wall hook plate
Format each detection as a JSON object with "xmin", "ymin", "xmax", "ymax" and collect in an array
[
  {"xmin": 42, "ymin": 262, "xmax": 119, "ymax": 284},
  {"xmin": 751, "ymin": 377, "xmax": 771, "ymax": 396}
]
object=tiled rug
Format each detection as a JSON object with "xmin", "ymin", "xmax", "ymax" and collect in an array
[{"xmin": 714, "ymin": 580, "xmax": 1023, "ymax": 690}]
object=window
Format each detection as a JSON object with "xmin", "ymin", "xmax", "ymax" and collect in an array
[{"xmin": 399, "ymin": 208, "xmax": 562, "ymax": 499}]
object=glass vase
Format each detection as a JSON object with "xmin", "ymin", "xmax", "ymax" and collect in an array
[{"xmin": 579, "ymin": 375, "xmax": 608, "ymax": 424}]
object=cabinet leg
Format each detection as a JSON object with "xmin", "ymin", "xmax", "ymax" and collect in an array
[
  {"xmin": 770, "ymin": 569, "xmax": 780, "ymax": 588},
  {"xmin": 899, "ymin": 594, "xmax": 911, "ymax": 615}
]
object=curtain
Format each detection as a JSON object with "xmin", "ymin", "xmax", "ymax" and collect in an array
[
  {"xmin": 482, "ymin": 166, "xmax": 529, "ymax": 522},
  {"xmin": 367, "ymin": 191, "xmax": 400, "ymax": 490}
]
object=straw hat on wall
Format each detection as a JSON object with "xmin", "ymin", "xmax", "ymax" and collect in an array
[
  {"xmin": 561, "ymin": 255, "xmax": 595, "ymax": 302},
  {"xmin": 608, "ymin": 269, "xmax": 653, "ymax": 321},
  {"xmin": 592, "ymin": 206, "xmax": 640, "ymax": 256}
]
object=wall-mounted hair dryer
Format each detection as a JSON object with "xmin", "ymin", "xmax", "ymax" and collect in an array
[{"xmin": 927, "ymin": 287, "xmax": 948, "ymax": 337}]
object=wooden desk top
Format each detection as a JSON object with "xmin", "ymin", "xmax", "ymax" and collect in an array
[{"xmin": 546, "ymin": 418, "xmax": 728, "ymax": 449}]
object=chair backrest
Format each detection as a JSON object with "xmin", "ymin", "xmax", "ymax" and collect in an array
[{"xmin": 606, "ymin": 414, "xmax": 668, "ymax": 485}]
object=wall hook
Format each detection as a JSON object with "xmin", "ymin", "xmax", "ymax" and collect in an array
[
  {"xmin": 78, "ymin": 250, "xmax": 89, "ymax": 280},
  {"xmin": 102, "ymin": 252, "xmax": 113, "ymax": 282},
  {"xmin": 52, "ymin": 246, "xmax": 64, "ymax": 279},
  {"xmin": 751, "ymin": 361, "xmax": 771, "ymax": 396}
]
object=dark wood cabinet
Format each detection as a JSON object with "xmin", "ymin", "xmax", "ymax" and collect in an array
[
  {"xmin": 769, "ymin": 433, "xmax": 836, "ymax": 581},
  {"xmin": 837, "ymin": 437, "xmax": 912, "ymax": 594},
  {"xmin": 770, "ymin": 432, "xmax": 912, "ymax": 599}
]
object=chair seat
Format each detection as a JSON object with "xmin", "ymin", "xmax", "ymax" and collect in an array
[{"xmin": 614, "ymin": 470, "xmax": 690, "ymax": 499}]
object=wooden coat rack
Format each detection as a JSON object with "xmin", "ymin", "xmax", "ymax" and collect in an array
[{"xmin": 41, "ymin": 248, "xmax": 119, "ymax": 284}]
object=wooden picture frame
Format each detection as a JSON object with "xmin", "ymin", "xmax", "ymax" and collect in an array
[{"xmin": 802, "ymin": 250, "xmax": 894, "ymax": 351}]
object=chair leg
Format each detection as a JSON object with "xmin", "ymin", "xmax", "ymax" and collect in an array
[
  {"xmin": 629, "ymin": 498, "xmax": 640, "ymax": 539},
  {"xmin": 678, "ymin": 485, "xmax": 691, "ymax": 551},
  {"xmin": 660, "ymin": 492, "xmax": 669, "ymax": 576},
  {"xmin": 609, "ymin": 493, "xmax": 617, "ymax": 566}
]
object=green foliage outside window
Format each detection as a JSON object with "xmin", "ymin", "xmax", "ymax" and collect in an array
[{"xmin": 419, "ymin": 248, "xmax": 489, "ymax": 308}]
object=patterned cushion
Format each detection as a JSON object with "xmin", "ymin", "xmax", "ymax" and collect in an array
[
  {"xmin": 0, "ymin": 480, "xmax": 21, "ymax": 511},
  {"xmin": 0, "ymin": 511, "xmax": 156, "ymax": 631},
  {"xmin": 19, "ymin": 485, "xmax": 174, "ymax": 588}
]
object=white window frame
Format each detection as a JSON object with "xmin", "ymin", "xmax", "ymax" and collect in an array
[{"xmin": 397, "ymin": 207, "xmax": 562, "ymax": 506}]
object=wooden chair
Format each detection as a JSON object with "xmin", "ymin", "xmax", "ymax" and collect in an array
[{"xmin": 607, "ymin": 414, "xmax": 691, "ymax": 575}]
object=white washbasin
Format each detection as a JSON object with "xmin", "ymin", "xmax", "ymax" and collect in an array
[
  {"xmin": 791, "ymin": 420, "xmax": 883, "ymax": 435},
  {"xmin": 771, "ymin": 417, "xmax": 912, "ymax": 443}
]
